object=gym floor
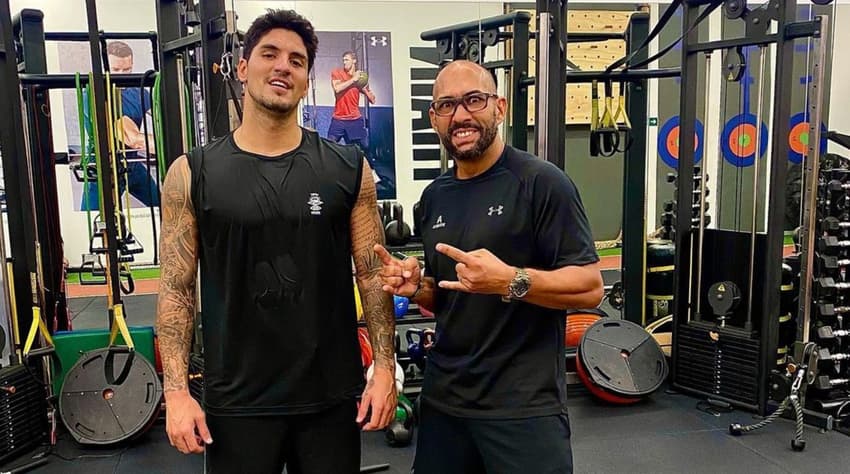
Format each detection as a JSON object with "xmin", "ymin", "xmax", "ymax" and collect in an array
[{"xmin": 1, "ymin": 294, "xmax": 847, "ymax": 473}]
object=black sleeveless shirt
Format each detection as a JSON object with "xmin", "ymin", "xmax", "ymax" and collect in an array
[{"xmin": 187, "ymin": 129, "xmax": 365, "ymax": 416}]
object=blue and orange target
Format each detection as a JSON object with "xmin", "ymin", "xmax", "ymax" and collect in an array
[
  {"xmin": 721, "ymin": 113, "xmax": 769, "ymax": 167},
  {"xmin": 788, "ymin": 112, "xmax": 827, "ymax": 164},
  {"xmin": 658, "ymin": 116, "xmax": 704, "ymax": 169}
]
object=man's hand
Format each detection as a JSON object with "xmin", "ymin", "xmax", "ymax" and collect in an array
[
  {"xmin": 374, "ymin": 244, "xmax": 421, "ymax": 296},
  {"xmin": 436, "ymin": 243, "xmax": 514, "ymax": 295},
  {"xmin": 164, "ymin": 391, "xmax": 212, "ymax": 454},
  {"xmin": 357, "ymin": 366, "xmax": 397, "ymax": 431}
]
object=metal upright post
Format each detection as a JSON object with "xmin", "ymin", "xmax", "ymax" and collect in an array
[
  {"xmin": 155, "ymin": 0, "xmax": 186, "ymax": 167},
  {"xmin": 621, "ymin": 13, "xmax": 649, "ymax": 326},
  {"xmin": 670, "ymin": 1, "xmax": 700, "ymax": 383},
  {"xmin": 0, "ymin": 0, "xmax": 38, "ymax": 351},
  {"xmin": 198, "ymin": 0, "xmax": 229, "ymax": 143},
  {"xmin": 535, "ymin": 0, "xmax": 567, "ymax": 169},
  {"xmin": 16, "ymin": 9, "xmax": 69, "ymax": 332}
]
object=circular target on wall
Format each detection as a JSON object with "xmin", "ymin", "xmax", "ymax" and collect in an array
[
  {"xmin": 788, "ymin": 111, "xmax": 827, "ymax": 164},
  {"xmin": 658, "ymin": 116, "xmax": 704, "ymax": 169},
  {"xmin": 721, "ymin": 113, "xmax": 769, "ymax": 167}
]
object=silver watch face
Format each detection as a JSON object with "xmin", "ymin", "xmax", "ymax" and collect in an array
[{"xmin": 510, "ymin": 274, "xmax": 530, "ymax": 298}]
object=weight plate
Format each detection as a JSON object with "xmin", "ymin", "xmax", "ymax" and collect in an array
[
  {"xmin": 59, "ymin": 348, "xmax": 162, "ymax": 445},
  {"xmin": 579, "ymin": 319, "xmax": 668, "ymax": 397}
]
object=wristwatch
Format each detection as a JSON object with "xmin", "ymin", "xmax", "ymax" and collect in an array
[{"xmin": 502, "ymin": 268, "xmax": 531, "ymax": 302}]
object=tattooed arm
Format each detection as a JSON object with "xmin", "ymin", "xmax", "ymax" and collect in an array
[
  {"xmin": 156, "ymin": 156, "xmax": 211, "ymax": 454},
  {"xmin": 351, "ymin": 158, "xmax": 397, "ymax": 430}
]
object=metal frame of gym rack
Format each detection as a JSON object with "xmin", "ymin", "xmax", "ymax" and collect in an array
[
  {"xmin": 0, "ymin": 1, "xmax": 41, "ymax": 363},
  {"xmin": 422, "ymin": 4, "xmax": 679, "ymax": 328},
  {"xmin": 670, "ymin": 0, "xmax": 826, "ymax": 416},
  {"xmin": 11, "ymin": 8, "xmax": 160, "ymax": 329},
  {"xmin": 156, "ymin": 0, "xmax": 240, "ymax": 167},
  {"xmin": 13, "ymin": 11, "xmax": 161, "ymax": 338}
]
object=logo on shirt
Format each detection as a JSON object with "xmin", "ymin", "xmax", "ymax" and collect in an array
[
  {"xmin": 488, "ymin": 205, "xmax": 504, "ymax": 216},
  {"xmin": 370, "ymin": 35, "xmax": 388, "ymax": 47},
  {"xmin": 307, "ymin": 193, "xmax": 323, "ymax": 215},
  {"xmin": 432, "ymin": 215, "xmax": 446, "ymax": 230}
]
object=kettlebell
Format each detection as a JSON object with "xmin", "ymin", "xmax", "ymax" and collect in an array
[
  {"xmin": 385, "ymin": 393, "xmax": 415, "ymax": 447},
  {"xmin": 385, "ymin": 203, "xmax": 412, "ymax": 246},
  {"xmin": 406, "ymin": 328, "xmax": 435, "ymax": 371},
  {"xmin": 412, "ymin": 201, "xmax": 423, "ymax": 237},
  {"xmin": 381, "ymin": 201, "xmax": 392, "ymax": 228},
  {"xmin": 393, "ymin": 295, "xmax": 410, "ymax": 318}
]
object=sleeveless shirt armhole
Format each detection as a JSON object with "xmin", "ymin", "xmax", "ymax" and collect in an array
[{"xmin": 186, "ymin": 146, "xmax": 204, "ymax": 219}]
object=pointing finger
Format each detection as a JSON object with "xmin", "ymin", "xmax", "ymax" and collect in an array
[
  {"xmin": 436, "ymin": 243, "xmax": 471, "ymax": 264},
  {"xmin": 373, "ymin": 245, "xmax": 396, "ymax": 265},
  {"xmin": 438, "ymin": 280, "xmax": 471, "ymax": 292}
]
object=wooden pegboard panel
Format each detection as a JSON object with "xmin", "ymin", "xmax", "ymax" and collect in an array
[{"xmin": 512, "ymin": 9, "xmax": 632, "ymax": 126}]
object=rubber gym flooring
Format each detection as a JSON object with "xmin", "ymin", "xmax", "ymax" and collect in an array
[{"xmin": 2, "ymin": 294, "xmax": 847, "ymax": 473}]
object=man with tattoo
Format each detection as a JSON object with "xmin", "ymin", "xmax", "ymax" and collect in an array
[
  {"xmin": 375, "ymin": 61, "xmax": 604, "ymax": 474},
  {"xmin": 156, "ymin": 10, "xmax": 396, "ymax": 473}
]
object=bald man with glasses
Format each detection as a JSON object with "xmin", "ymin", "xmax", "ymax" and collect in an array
[{"xmin": 374, "ymin": 60, "xmax": 603, "ymax": 473}]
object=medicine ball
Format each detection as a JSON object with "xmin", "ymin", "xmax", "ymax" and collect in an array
[{"xmin": 355, "ymin": 70, "xmax": 369, "ymax": 88}]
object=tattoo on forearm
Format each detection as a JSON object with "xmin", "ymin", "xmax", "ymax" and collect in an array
[
  {"xmin": 156, "ymin": 158, "xmax": 199, "ymax": 392},
  {"xmin": 351, "ymin": 160, "xmax": 395, "ymax": 370}
]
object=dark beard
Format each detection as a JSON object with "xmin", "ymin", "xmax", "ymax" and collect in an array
[
  {"xmin": 248, "ymin": 86, "xmax": 296, "ymax": 117},
  {"xmin": 439, "ymin": 120, "xmax": 498, "ymax": 162}
]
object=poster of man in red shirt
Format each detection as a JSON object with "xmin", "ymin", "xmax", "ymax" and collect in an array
[{"xmin": 304, "ymin": 31, "xmax": 396, "ymax": 200}]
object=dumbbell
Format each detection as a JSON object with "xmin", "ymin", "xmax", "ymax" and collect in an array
[
  {"xmin": 819, "ymin": 255, "xmax": 850, "ymax": 271},
  {"xmin": 816, "ymin": 277, "xmax": 850, "ymax": 295},
  {"xmin": 825, "ymin": 179, "xmax": 850, "ymax": 192},
  {"xmin": 823, "ymin": 216, "xmax": 850, "ymax": 232},
  {"xmin": 817, "ymin": 303, "xmax": 850, "ymax": 318},
  {"xmin": 817, "ymin": 326, "xmax": 850, "ymax": 340},
  {"xmin": 817, "ymin": 348, "xmax": 850, "ymax": 362},
  {"xmin": 385, "ymin": 203, "xmax": 412, "ymax": 246},
  {"xmin": 814, "ymin": 376, "xmax": 850, "ymax": 390},
  {"xmin": 817, "ymin": 236, "xmax": 850, "ymax": 254}
]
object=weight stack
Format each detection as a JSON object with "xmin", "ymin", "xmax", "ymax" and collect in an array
[
  {"xmin": 188, "ymin": 353, "xmax": 204, "ymax": 404},
  {"xmin": 0, "ymin": 365, "xmax": 49, "ymax": 464},
  {"xmin": 674, "ymin": 324, "xmax": 761, "ymax": 407}
]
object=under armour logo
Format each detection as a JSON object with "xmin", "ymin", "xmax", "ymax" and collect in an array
[
  {"xmin": 488, "ymin": 206, "xmax": 503, "ymax": 216},
  {"xmin": 370, "ymin": 35, "xmax": 388, "ymax": 47}
]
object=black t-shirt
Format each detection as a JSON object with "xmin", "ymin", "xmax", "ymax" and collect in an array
[
  {"xmin": 187, "ymin": 129, "xmax": 365, "ymax": 416},
  {"xmin": 418, "ymin": 145, "xmax": 598, "ymax": 419}
]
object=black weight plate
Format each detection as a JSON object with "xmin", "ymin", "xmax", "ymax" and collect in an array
[
  {"xmin": 59, "ymin": 348, "xmax": 162, "ymax": 445},
  {"xmin": 579, "ymin": 319, "xmax": 668, "ymax": 396}
]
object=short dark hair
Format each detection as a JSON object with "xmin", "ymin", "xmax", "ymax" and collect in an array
[
  {"xmin": 242, "ymin": 9, "xmax": 318, "ymax": 72},
  {"xmin": 343, "ymin": 51, "xmax": 357, "ymax": 61},
  {"xmin": 106, "ymin": 41, "xmax": 133, "ymax": 59}
]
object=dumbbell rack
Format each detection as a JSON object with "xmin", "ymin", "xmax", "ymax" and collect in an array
[{"xmin": 794, "ymin": 140, "xmax": 850, "ymax": 433}]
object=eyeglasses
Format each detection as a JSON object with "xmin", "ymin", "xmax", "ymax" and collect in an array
[{"xmin": 430, "ymin": 92, "xmax": 497, "ymax": 117}]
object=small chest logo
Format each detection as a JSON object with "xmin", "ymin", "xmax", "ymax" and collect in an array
[
  {"xmin": 488, "ymin": 205, "xmax": 504, "ymax": 216},
  {"xmin": 307, "ymin": 193, "xmax": 323, "ymax": 215},
  {"xmin": 432, "ymin": 215, "xmax": 446, "ymax": 229}
]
